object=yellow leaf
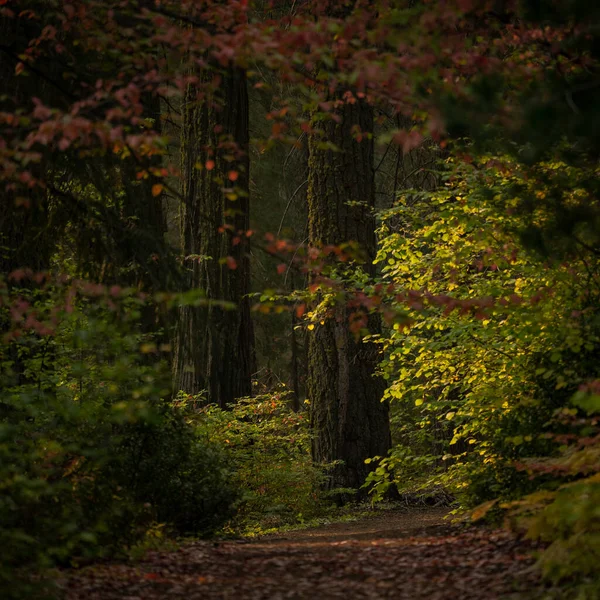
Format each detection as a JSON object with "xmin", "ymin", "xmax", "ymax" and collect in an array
[
  {"xmin": 151, "ymin": 183, "xmax": 163, "ymax": 197},
  {"xmin": 471, "ymin": 499, "xmax": 497, "ymax": 522}
]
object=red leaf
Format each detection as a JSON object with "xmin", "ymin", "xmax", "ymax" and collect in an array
[{"xmin": 226, "ymin": 256, "xmax": 238, "ymax": 270}]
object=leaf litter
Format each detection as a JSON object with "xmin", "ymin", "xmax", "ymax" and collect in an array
[{"xmin": 59, "ymin": 507, "xmax": 550, "ymax": 599}]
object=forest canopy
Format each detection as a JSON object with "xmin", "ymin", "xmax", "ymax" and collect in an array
[{"xmin": 1, "ymin": 0, "xmax": 600, "ymax": 597}]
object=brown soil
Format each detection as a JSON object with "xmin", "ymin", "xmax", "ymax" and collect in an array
[{"xmin": 265, "ymin": 506, "xmax": 453, "ymax": 544}]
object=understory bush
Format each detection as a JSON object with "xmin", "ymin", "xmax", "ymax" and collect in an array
[
  {"xmin": 180, "ymin": 389, "xmax": 327, "ymax": 534},
  {"xmin": 0, "ymin": 282, "xmax": 237, "ymax": 599},
  {"xmin": 366, "ymin": 154, "xmax": 600, "ymax": 589},
  {"xmin": 498, "ymin": 385, "xmax": 600, "ymax": 589}
]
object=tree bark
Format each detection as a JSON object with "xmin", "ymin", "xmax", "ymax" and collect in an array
[
  {"xmin": 307, "ymin": 99, "xmax": 391, "ymax": 494},
  {"xmin": 173, "ymin": 67, "xmax": 254, "ymax": 407},
  {"xmin": 119, "ymin": 92, "xmax": 175, "ymax": 338}
]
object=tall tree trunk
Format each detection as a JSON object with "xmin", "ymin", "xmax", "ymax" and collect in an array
[
  {"xmin": 120, "ymin": 93, "xmax": 174, "ymax": 339},
  {"xmin": 307, "ymin": 98, "xmax": 391, "ymax": 494},
  {"xmin": 173, "ymin": 67, "xmax": 254, "ymax": 407}
]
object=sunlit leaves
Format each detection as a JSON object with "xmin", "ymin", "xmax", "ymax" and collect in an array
[{"xmin": 369, "ymin": 153, "xmax": 600, "ymax": 515}]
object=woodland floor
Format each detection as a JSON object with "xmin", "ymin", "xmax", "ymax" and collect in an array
[{"xmin": 58, "ymin": 507, "xmax": 554, "ymax": 600}]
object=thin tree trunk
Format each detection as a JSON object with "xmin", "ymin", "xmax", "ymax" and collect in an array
[
  {"xmin": 307, "ymin": 98, "xmax": 391, "ymax": 495},
  {"xmin": 290, "ymin": 309, "xmax": 300, "ymax": 411},
  {"xmin": 174, "ymin": 67, "xmax": 254, "ymax": 407}
]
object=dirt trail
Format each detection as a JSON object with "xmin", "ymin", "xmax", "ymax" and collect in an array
[
  {"xmin": 60, "ymin": 508, "xmax": 545, "ymax": 600},
  {"xmin": 266, "ymin": 506, "xmax": 454, "ymax": 543}
]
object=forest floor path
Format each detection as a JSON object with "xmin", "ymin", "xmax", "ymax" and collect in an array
[{"xmin": 60, "ymin": 507, "xmax": 548, "ymax": 599}]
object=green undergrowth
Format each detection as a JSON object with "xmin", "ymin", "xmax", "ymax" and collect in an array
[
  {"xmin": 176, "ymin": 388, "xmax": 334, "ymax": 537},
  {"xmin": 0, "ymin": 286, "xmax": 237, "ymax": 599},
  {"xmin": 229, "ymin": 500, "xmax": 407, "ymax": 539},
  {"xmin": 160, "ymin": 391, "xmax": 421, "ymax": 540}
]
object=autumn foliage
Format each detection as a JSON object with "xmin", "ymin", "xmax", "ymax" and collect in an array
[{"xmin": 2, "ymin": 0, "xmax": 600, "ymax": 597}]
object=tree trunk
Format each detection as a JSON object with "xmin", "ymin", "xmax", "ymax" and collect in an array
[
  {"xmin": 307, "ymin": 99, "xmax": 391, "ymax": 494},
  {"xmin": 173, "ymin": 67, "xmax": 254, "ymax": 407},
  {"xmin": 119, "ymin": 93, "xmax": 175, "ymax": 338}
]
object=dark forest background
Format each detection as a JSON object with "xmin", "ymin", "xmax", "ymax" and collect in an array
[{"xmin": 2, "ymin": 1, "xmax": 600, "ymax": 597}]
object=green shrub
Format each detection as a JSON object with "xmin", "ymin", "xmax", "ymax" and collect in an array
[
  {"xmin": 0, "ymin": 283, "xmax": 237, "ymax": 598},
  {"xmin": 498, "ymin": 387, "xmax": 600, "ymax": 587},
  {"xmin": 114, "ymin": 413, "xmax": 238, "ymax": 535},
  {"xmin": 184, "ymin": 390, "xmax": 327, "ymax": 534},
  {"xmin": 369, "ymin": 154, "xmax": 600, "ymax": 590}
]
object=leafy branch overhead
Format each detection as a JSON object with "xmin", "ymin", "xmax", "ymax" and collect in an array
[{"xmin": 2, "ymin": 1, "xmax": 600, "ymax": 598}]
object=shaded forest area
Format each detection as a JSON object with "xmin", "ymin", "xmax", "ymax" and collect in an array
[{"xmin": 1, "ymin": 1, "xmax": 600, "ymax": 598}]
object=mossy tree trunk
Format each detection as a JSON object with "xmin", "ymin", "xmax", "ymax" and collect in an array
[
  {"xmin": 307, "ymin": 99, "xmax": 391, "ymax": 494},
  {"xmin": 173, "ymin": 67, "xmax": 254, "ymax": 407}
]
